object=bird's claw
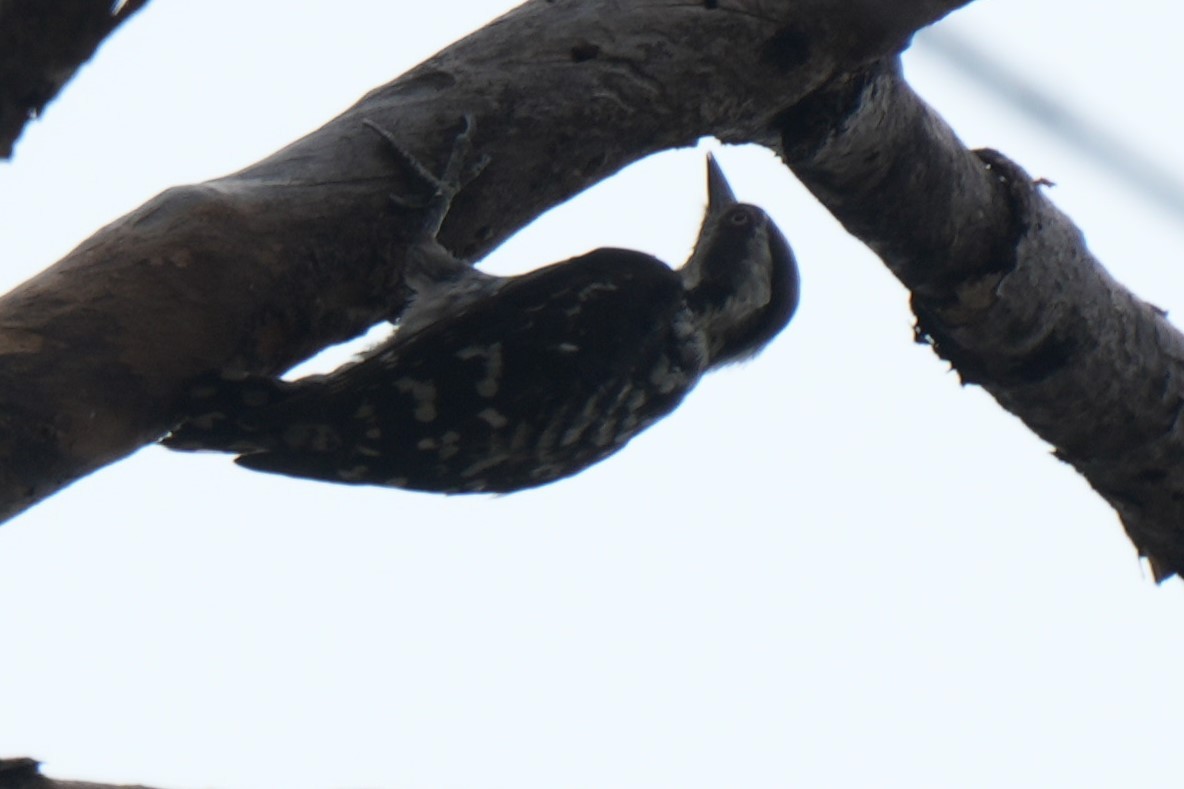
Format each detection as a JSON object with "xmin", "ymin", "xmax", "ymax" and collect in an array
[{"xmin": 363, "ymin": 114, "xmax": 488, "ymax": 240}]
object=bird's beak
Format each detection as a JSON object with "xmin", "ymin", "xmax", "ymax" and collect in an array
[{"xmin": 706, "ymin": 154, "xmax": 738, "ymax": 216}]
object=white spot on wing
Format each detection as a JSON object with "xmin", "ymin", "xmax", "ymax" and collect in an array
[
  {"xmin": 559, "ymin": 393, "xmax": 605, "ymax": 447},
  {"xmin": 394, "ymin": 376, "xmax": 438, "ymax": 422},
  {"xmin": 456, "ymin": 342, "xmax": 503, "ymax": 398},
  {"xmin": 337, "ymin": 465, "xmax": 371, "ymax": 481},
  {"xmin": 478, "ymin": 408, "xmax": 508, "ymax": 429},
  {"xmin": 282, "ymin": 423, "xmax": 340, "ymax": 452},
  {"xmin": 461, "ymin": 455, "xmax": 507, "ymax": 478},
  {"xmin": 578, "ymin": 281, "xmax": 619, "ymax": 299},
  {"xmin": 439, "ymin": 431, "xmax": 461, "ymax": 459}
]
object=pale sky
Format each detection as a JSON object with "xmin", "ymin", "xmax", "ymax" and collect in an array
[{"xmin": 2, "ymin": 2, "xmax": 1183, "ymax": 787}]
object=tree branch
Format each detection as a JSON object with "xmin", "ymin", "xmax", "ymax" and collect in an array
[
  {"xmin": 777, "ymin": 59, "xmax": 1184, "ymax": 579},
  {"xmin": 0, "ymin": 0, "xmax": 969, "ymax": 522},
  {"xmin": 0, "ymin": 0, "xmax": 152, "ymax": 158},
  {"xmin": 0, "ymin": 757, "xmax": 159, "ymax": 789}
]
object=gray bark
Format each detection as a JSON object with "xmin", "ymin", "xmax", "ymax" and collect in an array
[
  {"xmin": 0, "ymin": 0, "xmax": 969, "ymax": 524},
  {"xmin": 779, "ymin": 60, "xmax": 1184, "ymax": 579}
]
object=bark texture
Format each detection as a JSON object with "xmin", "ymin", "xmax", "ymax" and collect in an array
[
  {"xmin": 779, "ymin": 60, "xmax": 1184, "ymax": 579},
  {"xmin": 0, "ymin": 0, "xmax": 969, "ymax": 524}
]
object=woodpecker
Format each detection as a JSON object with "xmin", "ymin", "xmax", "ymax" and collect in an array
[{"xmin": 164, "ymin": 126, "xmax": 799, "ymax": 493}]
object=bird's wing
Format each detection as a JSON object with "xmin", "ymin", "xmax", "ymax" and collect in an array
[{"xmin": 235, "ymin": 249, "xmax": 704, "ymax": 492}]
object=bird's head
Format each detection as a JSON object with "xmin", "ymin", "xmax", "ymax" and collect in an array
[{"xmin": 679, "ymin": 155, "xmax": 800, "ymax": 366}]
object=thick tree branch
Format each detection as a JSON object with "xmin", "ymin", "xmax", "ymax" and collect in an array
[
  {"xmin": 0, "ymin": 0, "xmax": 151, "ymax": 158},
  {"xmin": 0, "ymin": 0, "xmax": 968, "ymax": 522},
  {"xmin": 778, "ymin": 59, "xmax": 1184, "ymax": 579}
]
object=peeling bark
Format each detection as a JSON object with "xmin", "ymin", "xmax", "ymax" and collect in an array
[{"xmin": 778, "ymin": 60, "xmax": 1184, "ymax": 579}]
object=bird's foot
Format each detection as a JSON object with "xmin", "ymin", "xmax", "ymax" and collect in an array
[{"xmin": 363, "ymin": 114, "xmax": 490, "ymax": 240}]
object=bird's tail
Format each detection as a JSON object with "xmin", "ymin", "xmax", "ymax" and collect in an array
[{"xmin": 162, "ymin": 373, "xmax": 297, "ymax": 454}]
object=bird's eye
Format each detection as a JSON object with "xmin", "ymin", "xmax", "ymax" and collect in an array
[{"xmin": 727, "ymin": 208, "xmax": 751, "ymax": 226}]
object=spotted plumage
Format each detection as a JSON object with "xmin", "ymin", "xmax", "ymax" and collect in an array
[{"xmin": 164, "ymin": 149, "xmax": 799, "ymax": 493}]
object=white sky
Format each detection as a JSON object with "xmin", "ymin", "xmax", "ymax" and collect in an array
[{"xmin": 2, "ymin": 1, "xmax": 1184, "ymax": 787}]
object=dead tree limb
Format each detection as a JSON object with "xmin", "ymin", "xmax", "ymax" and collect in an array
[
  {"xmin": 0, "ymin": 0, "xmax": 969, "ymax": 523},
  {"xmin": 15, "ymin": 0, "xmax": 1184, "ymax": 579},
  {"xmin": 778, "ymin": 60, "xmax": 1184, "ymax": 579}
]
